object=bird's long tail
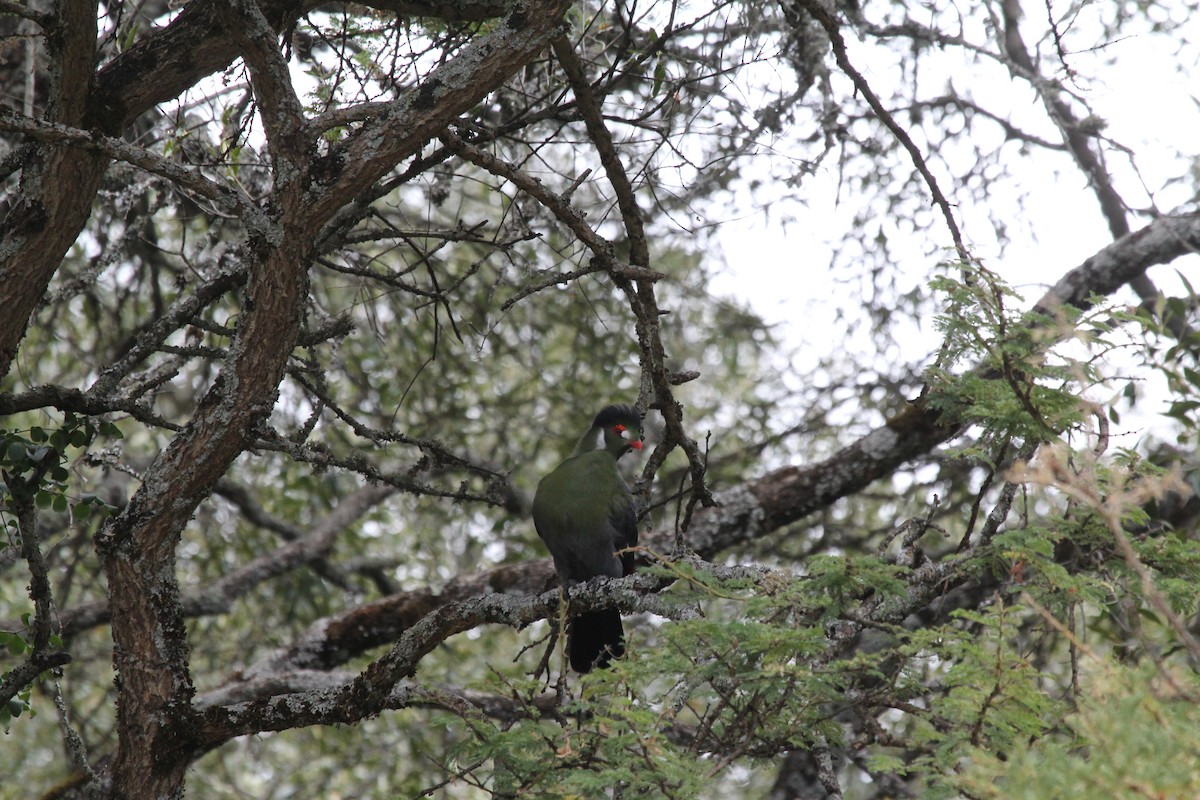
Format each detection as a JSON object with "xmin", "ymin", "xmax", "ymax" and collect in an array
[{"xmin": 569, "ymin": 609, "xmax": 625, "ymax": 673}]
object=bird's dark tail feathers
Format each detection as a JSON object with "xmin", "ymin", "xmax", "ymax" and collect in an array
[{"xmin": 569, "ymin": 609, "xmax": 625, "ymax": 673}]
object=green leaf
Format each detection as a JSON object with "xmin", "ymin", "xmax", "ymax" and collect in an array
[
  {"xmin": 652, "ymin": 58, "xmax": 666, "ymax": 96},
  {"xmin": 69, "ymin": 427, "xmax": 90, "ymax": 448},
  {"xmin": 3, "ymin": 632, "xmax": 27, "ymax": 656}
]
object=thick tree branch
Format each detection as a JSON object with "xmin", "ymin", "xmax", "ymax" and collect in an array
[
  {"xmin": 94, "ymin": 26, "xmax": 322, "ymax": 793},
  {"xmin": 1030, "ymin": 210, "xmax": 1200, "ymax": 316},
  {"xmin": 194, "ymin": 572, "xmax": 677, "ymax": 749},
  {"xmin": 309, "ymin": 0, "xmax": 571, "ymax": 222},
  {"xmin": 92, "ymin": 0, "xmax": 316, "ymax": 128},
  {"xmin": 551, "ymin": 36, "xmax": 649, "ymax": 267},
  {"xmin": 231, "ymin": 558, "xmax": 558, "ymax": 678},
  {"xmin": 693, "ymin": 209, "xmax": 1200, "ymax": 552},
  {"xmin": 998, "ymin": 0, "xmax": 1127, "ymax": 240},
  {"xmin": 0, "ymin": 384, "xmax": 182, "ymax": 431},
  {"xmin": 0, "ymin": 1, "xmax": 100, "ymax": 378},
  {"xmin": 215, "ymin": 0, "xmax": 309, "ymax": 174}
]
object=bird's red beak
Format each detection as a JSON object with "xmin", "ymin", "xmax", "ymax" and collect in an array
[{"xmin": 631, "ymin": 440, "xmax": 644, "ymax": 451}]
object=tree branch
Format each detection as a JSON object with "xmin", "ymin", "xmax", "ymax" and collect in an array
[
  {"xmin": 194, "ymin": 572, "xmax": 677, "ymax": 748},
  {"xmin": 308, "ymin": 0, "xmax": 571, "ymax": 222},
  {"xmin": 0, "ymin": 1, "xmax": 101, "ymax": 378},
  {"xmin": 0, "ymin": 108, "xmax": 258, "ymax": 219},
  {"xmin": 0, "ymin": 470, "xmax": 71, "ymax": 707},
  {"xmin": 215, "ymin": 0, "xmax": 309, "ymax": 174}
]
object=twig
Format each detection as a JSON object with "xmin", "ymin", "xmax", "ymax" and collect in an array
[
  {"xmin": 0, "ymin": 106, "xmax": 260, "ymax": 223},
  {"xmin": 814, "ymin": 734, "xmax": 845, "ymax": 799},
  {"xmin": 795, "ymin": 1, "xmax": 970, "ymax": 265},
  {"xmin": 1010, "ymin": 451, "xmax": 1200, "ymax": 667},
  {"xmin": 439, "ymin": 130, "xmax": 664, "ymax": 296}
]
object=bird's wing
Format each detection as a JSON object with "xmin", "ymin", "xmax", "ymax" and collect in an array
[{"xmin": 610, "ymin": 481, "xmax": 638, "ymax": 575}]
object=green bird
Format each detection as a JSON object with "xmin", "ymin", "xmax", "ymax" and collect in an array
[{"xmin": 532, "ymin": 403, "xmax": 645, "ymax": 672}]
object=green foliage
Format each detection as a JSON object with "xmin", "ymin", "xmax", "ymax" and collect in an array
[
  {"xmin": 803, "ymin": 553, "xmax": 910, "ymax": 616},
  {"xmin": 441, "ymin": 697, "xmax": 714, "ymax": 800},
  {"xmin": 924, "ymin": 264, "xmax": 1099, "ymax": 446},
  {"xmin": 1137, "ymin": 274, "xmax": 1200, "ymax": 444},
  {"xmin": 0, "ymin": 414, "xmax": 120, "ymax": 523},
  {"xmin": 959, "ymin": 663, "xmax": 1200, "ymax": 799},
  {"xmin": 0, "ymin": 678, "xmax": 33, "ymax": 732},
  {"xmin": 424, "ymin": 541, "xmax": 1200, "ymax": 799},
  {"xmin": 435, "ymin": 571, "xmax": 850, "ymax": 797}
]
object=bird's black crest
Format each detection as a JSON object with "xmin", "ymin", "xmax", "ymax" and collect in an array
[{"xmin": 592, "ymin": 404, "xmax": 643, "ymax": 428}]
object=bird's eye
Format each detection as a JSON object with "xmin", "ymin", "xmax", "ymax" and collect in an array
[{"xmin": 613, "ymin": 424, "xmax": 627, "ymax": 437}]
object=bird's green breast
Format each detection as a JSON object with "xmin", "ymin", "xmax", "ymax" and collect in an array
[{"xmin": 533, "ymin": 450, "xmax": 627, "ymax": 532}]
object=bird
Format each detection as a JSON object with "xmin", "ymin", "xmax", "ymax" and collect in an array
[{"xmin": 532, "ymin": 403, "xmax": 644, "ymax": 672}]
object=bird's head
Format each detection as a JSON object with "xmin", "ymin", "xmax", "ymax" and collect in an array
[{"xmin": 588, "ymin": 404, "xmax": 645, "ymax": 458}]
